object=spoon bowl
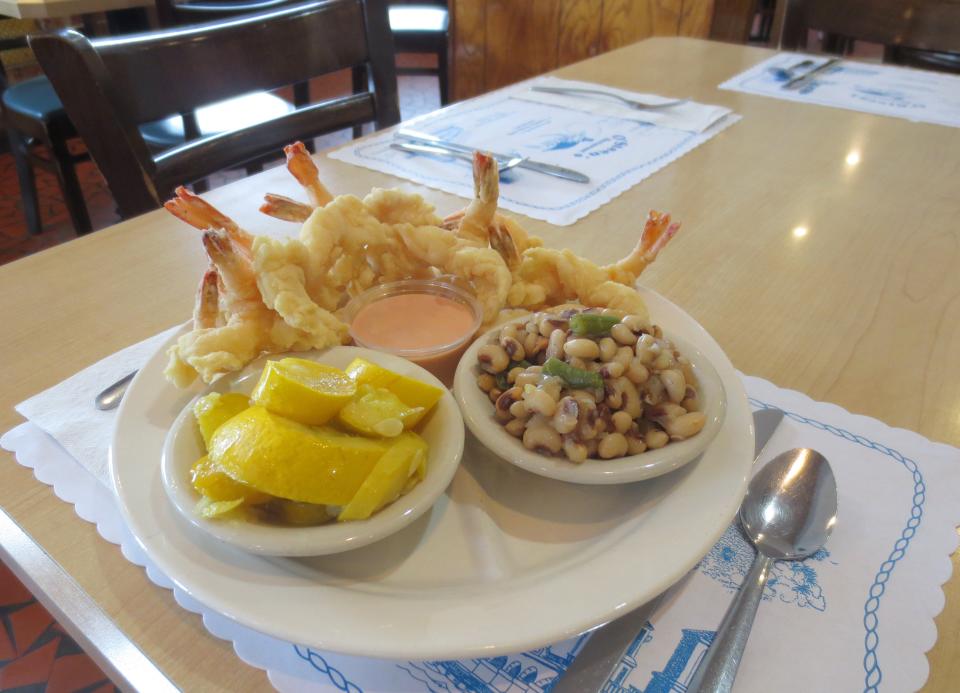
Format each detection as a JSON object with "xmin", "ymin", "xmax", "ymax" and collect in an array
[{"xmin": 740, "ymin": 448, "xmax": 838, "ymax": 560}]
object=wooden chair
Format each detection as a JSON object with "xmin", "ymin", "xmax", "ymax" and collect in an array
[
  {"xmin": 774, "ymin": 0, "xmax": 960, "ymax": 72},
  {"xmin": 1, "ymin": 35, "xmax": 92, "ymax": 235},
  {"xmin": 389, "ymin": 0, "xmax": 449, "ymax": 105},
  {"xmin": 30, "ymin": 0, "xmax": 400, "ymax": 220}
]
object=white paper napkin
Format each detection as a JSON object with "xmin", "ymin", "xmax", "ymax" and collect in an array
[
  {"xmin": 14, "ymin": 326, "xmax": 180, "ymax": 489},
  {"xmin": 515, "ymin": 76, "xmax": 732, "ymax": 134}
]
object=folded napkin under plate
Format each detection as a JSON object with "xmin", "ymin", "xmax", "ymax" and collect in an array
[
  {"xmin": 329, "ymin": 76, "xmax": 739, "ymax": 226},
  {"xmin": 3, "ymin": 334, "xmax": 960, "ymax": 692}
]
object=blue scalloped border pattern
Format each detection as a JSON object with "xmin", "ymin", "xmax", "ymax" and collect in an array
[{"xmin": 749, "ymin": 398, "xmax": 926, "ymax": 693}]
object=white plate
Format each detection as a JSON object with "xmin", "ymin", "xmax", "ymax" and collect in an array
[
  {"xmin": 110, "ymin": 289, "xmax": 753, "ymax": 660},
  {"xmin": 161, "ymin": 347, "xmax": 464, "ymax": 556},
  {"xmin": 454, "ymin": 326, "xmax": 726, "ymax": 484}
]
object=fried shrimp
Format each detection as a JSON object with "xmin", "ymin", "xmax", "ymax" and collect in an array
[
  {"xmin": 163, "ymin": 143, "xmax": 682, "ymax": 387},
  {"xmin": 284, "ymin": 142, "xmax": 333, "ymax": 207}
]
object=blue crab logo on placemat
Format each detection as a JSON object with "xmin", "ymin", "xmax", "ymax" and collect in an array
[
  {"xmin": 850, "ymin": 86, "xmax": 922, "ymax": 109},
  {"xmin": 698, "ymin": 524, "xmax": 835, "ymax": 611},
  {"xmin": 536, "ymin": 131, "xmax": 593, "ymax": 151}
]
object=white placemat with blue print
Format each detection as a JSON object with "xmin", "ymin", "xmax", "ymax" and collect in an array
[
  {"xmin": 4, "ymin": 360, "xmax": 960, "ymax": 692},
  {"xmin": 720, "ymin": 52, "xmax": 960, "ymax": 128},
  {"xmin": 328, "ymin": 76, "xmax": 738, "ymax": 226}
]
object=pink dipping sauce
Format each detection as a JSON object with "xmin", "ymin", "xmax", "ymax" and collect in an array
[{"xmin": 348, "ymin": 281, "xmax": 481, "ymax": 386}]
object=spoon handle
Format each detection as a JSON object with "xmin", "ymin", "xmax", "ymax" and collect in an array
[{"xmin": 687, "ymin": 552, "xmax": 773, "ymax": 693}]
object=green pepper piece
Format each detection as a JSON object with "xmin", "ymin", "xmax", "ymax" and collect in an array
[
  {"xmin": 569, "ymin": 313, "xmax": 620, "ymax": 337},
  {"xmin": 543, "ymin": 357, "xmax": 603, "ymax": 390}
]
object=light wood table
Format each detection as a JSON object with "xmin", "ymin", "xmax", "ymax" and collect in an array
[{"xmin": 1, "ymin": 37, "xmax": 958, "ymax": 690}]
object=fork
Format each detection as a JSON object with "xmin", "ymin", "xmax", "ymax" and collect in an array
[{"xmin": 530, "ymin": 85, "xmax": 687, "ymax": 110}]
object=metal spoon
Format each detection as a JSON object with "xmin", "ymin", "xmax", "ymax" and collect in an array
[
  {"xmin": 94, "ymin": 370, "xmax": 137, "ymax": 411},
  {"xmin": 688, "ymin": 448, "xmax": 838, "ymax": 693}
]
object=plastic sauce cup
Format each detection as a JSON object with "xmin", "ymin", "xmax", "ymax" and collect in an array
[{"xmin": 344, "ymin": 279, "xmax": 482, "ymax": 387}]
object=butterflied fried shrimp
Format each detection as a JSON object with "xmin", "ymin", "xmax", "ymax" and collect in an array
[
  {"xmin": 284, "ymin": 142, "xmax": 333, "ymax": 207},
  {"xmin": 260, "ymin": 193, "xmax": 314, "ymax": 223},
  {"xmin": 363, "ymin": 188, "xmax": 443, "ymax": 227},
  {"xmin": 166, "ymin": 230, "xmax": 328, "ymax": 386},
  {"xmin": 164, "ymin": 186, "xmax": 254, "ymax": 251}
]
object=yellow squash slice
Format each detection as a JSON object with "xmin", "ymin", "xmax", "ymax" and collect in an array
[
  {"xmin": 344, "ymin": 358, "xmax": 443, "ymax": 427},
  {"xmin": 251, "ymin": 357, "xmax": 355, "ymax": 426},
  {"xmin": 338, "ymin": 432, "xmax": 428, "ymax": 521}
]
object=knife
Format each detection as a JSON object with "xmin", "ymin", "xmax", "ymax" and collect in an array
[
  {"xmin": 782, "ymin": 57, "xmax": 840, "ymax": 90},
  {"xmin": 395, "ymin": 129, "xmax": 591, "ymax": 184},
  {"xmin": 551, "ymin": 407, "xmax": 786, "ymax": 693}
]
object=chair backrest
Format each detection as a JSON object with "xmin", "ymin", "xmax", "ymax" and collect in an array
[
  {"xmin": 30, "ymin": 0, "xmax": 399, "ymax": 218},
  {"xmin": 155, "ymin": 0, "xmax": 303, "ymax": 26},
  {"xmin": 776, "ymin": 0, "xmax": 960, "ymax": 54}
]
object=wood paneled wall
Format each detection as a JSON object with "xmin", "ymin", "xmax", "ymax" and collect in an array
[{"xmin": 449, "ymin": 0, "xmax": 717, "ymax": 101}]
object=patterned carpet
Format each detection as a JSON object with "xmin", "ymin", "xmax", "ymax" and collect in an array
[{"xmin": 0, "ymin": 561, "xmax": 118, "ymax": 692}]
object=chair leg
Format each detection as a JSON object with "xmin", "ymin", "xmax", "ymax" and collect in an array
[
  {"xmin": 48, "ymin": 136, "xmax": 92, "ymax": 235},
  {"xmin": 293, "ymin": 81, "xmax": 310, "ymax": 109},
  {"xmin": 7, "ymin": 129, "xmax": 43, "ymax": 235},
  {"xmin": 438, "ymin": 44, "xmax": 449, "ymax": 106},
  {"xmin": 351, "ymin": 65, "xmax": 368, "ymax": 138}
]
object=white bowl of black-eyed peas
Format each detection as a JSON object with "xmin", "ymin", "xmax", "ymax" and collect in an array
[{"xmin": 453, "ymin": 305, "xmax": 727, "ymax": 484}]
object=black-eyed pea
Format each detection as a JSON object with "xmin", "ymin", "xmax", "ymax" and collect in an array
[
  {"xmin": 677, "ymin": 356, "xmax": 696, "ymax": 384},
  {"xmin": 604, "ymin": 379, "xmax": 623, "ymax": 409},
  {"xmin": 563, "ymin": 437, "xmax": 588, "ymax": 464},
  {"xmin": 626, "ymin": 358, "xmax": 649, "ymax": 385},
  {"xmin": 509, "ymin": 400, "xmax": 529, "ymax": 419},
  {"xmin": 663, "ymin": 412, "xmax": 706, "ymax": 440},
  {"xmin": 620, "ymin": 379, "xmax": 643, "ymax": 418},
  {"xmin": 515, "ymin": 367, "xmax": 543, "ymax": 388},
  {"xmin": 645, "ymin": 428, "xmax": 669, "ymax": 449},
  {"xmin": 636, "ymin": 334, "xmax": 660, "ymax": 365},
  {"xmin": 541, "ymin": 376, "xmax": 564, "ymax": 401},
  {"xmin": 501, "ymin": 322, "xmax": 521, "ymax": 342},
  {"xmin": 611, "ymin": 410, "xmax": 633, "ymax": 434},
  {"xmin": 499, "ymin": 335, "xmax": 526, "ymax": 362},
  {"xmin": 564, "ymin": 338, "xmax": 600, "ymax": 360},
  {"xmin": 477, "ymin": 373, "xmax": 496, "ymax": 392},
  {"xmin": 598, "ymin": 432, "xmax": 629, "ymax": 459},
  {"xmin": 523, "ymin": 387, "xmax": 557, "ymax": 417},
  {"xmin": 598, "ymin": 337, "xmax": 617, "ymax": 362},
  {"xmin": 601, "ymin": 308, "xmax": 625, "ymax": 318},
  {"xmin": 653, "ymin": 350, "xmax": 675, "ymax": 371},
  {"xmin": 611, "ymin": 322, "xmax": 635, "ymax": 345},
  {"xmin": 522, "ymin": 425, "xmax": 562, "ymax": 454},
  {"xmin": 626, "ymin": 434, "xmax": 647, "ymax": 455},
  {"xmin": 652, "ymin": 325, "xmax": 663, "ymax": 339},
  {"xmin": 488, "ymin": 387, "xmax": 503, "ymax": 403},
  {"xmin": 643, "ymin": 375, "xmax": 665, "ymax": 405},
  {"xmin": 568, "ymin": 356, "xmax": 587, "ymax": 370},
  {"xmin": 495, "ymin": 388, "xmax": 522, "ymax": 421},
  {"xmin": 553, "ymin": 396, "xmax": 580, "ymax": 434},
  {"xmin": 613, "ymin": 346, "xmax": 633, "ymax": 369},
  {"xmin": 539, "ymin": 316, "xmax": 568, "ymax": 337},
  {"xmin": 505, "ymin": 419, "xmax": 527, "ymax": 438},
  {"xmin": 522, "ymin": 331, "xmax": 539, "ymax": 356},
  {"xmin": 546, "ymin": 328, "xmax": 566, "ymax": 360},
  {"xmin": 661, "ymin": 369, "xmax": 686, "ymax": 403},
  {"xmin": 585, "ymin": 438, "xmax": 599, "ymax": 457},
  {"xmin": 507, "ymin": 366, "xmax": 524, "ymax": 385},
  {"xmin": 524, "ymin": 319, "xmax": 539, "ymax": 334},
  {"xmin": 621, "ymin": 315, "xmax": 648, "ymax": 333},
  {"xmin": 478, "ymin": 344, "xmax": 509, "ymax": 373},
  {"xmin": 600, "ymin": 361, "xmax": 625, "ymax": 379}
]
